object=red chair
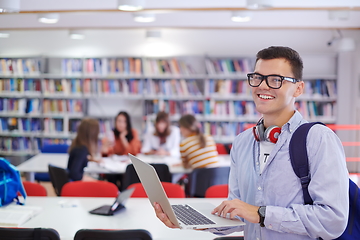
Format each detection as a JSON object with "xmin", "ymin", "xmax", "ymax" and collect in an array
[
  {"xmin": 216, "ymin": 143, "xmax": 228, "ymax": 155},
  {"xmin": 205, "ymin": 184, "xmax": 229, "ymax": 198},
  {"xmin": 61, "ymin": 181, "xmax": 118, "ymax": 197},
  {"xmin": 127, "ymin": 182, "xmax": 185, "ymax": 198},
  {"xmin": 19, "ymin": 181, "xmax": 47, "ymax": 196}
]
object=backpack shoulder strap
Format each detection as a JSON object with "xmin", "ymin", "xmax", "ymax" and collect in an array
[
  {"xmin": 16, "ymin": 171, "xmax": 26, "ymax": 204},
  {"xmin": 289, "ymin": 122, "xmax": 325, "ymax": 205}
]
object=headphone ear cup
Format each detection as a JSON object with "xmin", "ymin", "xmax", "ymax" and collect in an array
[
  {"xmin": 258, "ymin": 123, "xmax": 265, "ymax": 141},
  {"xmin": 264, "ymin": 126, "xmax": 281, "ymax": 143},
  {"xmin": 253, "ymin": 123, "xmax": 265, "ymax": 142}
]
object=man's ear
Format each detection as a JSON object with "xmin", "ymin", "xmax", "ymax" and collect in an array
[{"xmin": 293, "ymin": 81, "xmax": 304, "ymax": 97}]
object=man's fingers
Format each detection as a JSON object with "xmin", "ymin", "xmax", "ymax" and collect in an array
[{"xmin": 154, "ymin": 202, "xmax": 178, "ymax": 228}]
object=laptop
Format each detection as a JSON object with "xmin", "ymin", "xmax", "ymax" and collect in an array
[
  {"xmin": 89, "ymin": 188, "xmax": 135, "ymax": 216},
  {"xmin": 128, "ymin": 154, "xmax": 245, "ymax": 230}
]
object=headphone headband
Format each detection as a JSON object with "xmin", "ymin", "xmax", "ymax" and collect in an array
[{"xmin": 253, "ymin": 119, "xmax": 281, "ymax": 144}]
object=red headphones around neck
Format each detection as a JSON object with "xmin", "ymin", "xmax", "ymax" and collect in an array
[{"xmin": 252, "ymin": 119, "xmax": 281, "ymax": 144}]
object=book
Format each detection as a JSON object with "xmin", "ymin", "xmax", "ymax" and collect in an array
[{"xmin": 0, "ymin": 205, "xmax": 42, "ymax": 227}]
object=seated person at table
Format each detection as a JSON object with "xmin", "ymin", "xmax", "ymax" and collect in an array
[
  {"xmin": 179, "ymin": 114, "xmax": 219, "ymax": 169},
  {"xmin": 67, "ymin": 118, "xmax": 101, "ymax": 181},
  {"xmin": 141, "ymin": 111, "xmax": 181, "ymax": 157},
  {"xmin": 101, "ymin": 111, "xmax": 141, "ymax": 156}
]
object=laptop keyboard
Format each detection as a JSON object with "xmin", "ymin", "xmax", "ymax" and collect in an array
[{"xmin": 172, "ymin": 204, "xmax": 216, "ymax": 225}]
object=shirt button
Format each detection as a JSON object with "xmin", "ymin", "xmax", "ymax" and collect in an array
[
  {"xmin": 268, "ymin": 224, "xmax": 273, "ymax": 229},
  {"xmin": 257, "ymin": 238, "xmax": 260, "ymax": 240},
  {"xmin": 258, "ymin": 187, "xmax": 262, "ymax": 190},
  {"xmin": 256, "ymin": 162, "xmax": 259, "ymax": 165}
]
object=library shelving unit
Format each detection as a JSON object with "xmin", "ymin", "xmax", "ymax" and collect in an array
[
  {"xmin": 0, "ymin": 57, "xmax": 43, "ymax": 156},
  {"xmin": 0, "ymin": 55, "xmax": 339, "ymax": 156},
  {"xmin": 0, "ymin": 57, "xmax": 81, "ymax": 156}
]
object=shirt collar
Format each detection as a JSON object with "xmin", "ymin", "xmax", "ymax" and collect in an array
[{"xmin": 282, "ymin": 110, "xmax": 305, "ymax": 133}]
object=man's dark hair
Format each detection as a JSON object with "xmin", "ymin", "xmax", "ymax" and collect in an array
[{"xmin": 256, "ymin": 46, "xmax": 303, "ymax": 80}]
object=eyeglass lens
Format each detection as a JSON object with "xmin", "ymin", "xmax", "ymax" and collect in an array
[{"xmin": 248, "ymin": 74, "xmax": 283, "ymax": 89}]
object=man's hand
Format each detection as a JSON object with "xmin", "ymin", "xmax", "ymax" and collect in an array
[
  {"xmin": 212, "ymin": 199, "xmax": 260, "ymax": 224},
  {"xmin": 153, "ymin": 202, "xmax": 179, "ymax": 229}
]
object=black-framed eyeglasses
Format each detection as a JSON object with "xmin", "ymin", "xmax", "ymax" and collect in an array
[{"xmin": 247, "ymin": 73, "xmax": 300, "ymax": 89}]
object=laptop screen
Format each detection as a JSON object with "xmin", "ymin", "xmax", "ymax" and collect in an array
[{"xmin": 110, "ymin": 188, "xmax": 134, "ymax": 212}]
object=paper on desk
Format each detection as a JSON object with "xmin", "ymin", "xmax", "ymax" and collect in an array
[
  {"xmin": 100, "ymin": 158, "xmax": 128, "ymax": 172},
  {"xmin": 110, "ymin": 155, "xmax": 130, "ymax": 162},
  {"xmin": 0, "ymin": 205, "xmax": 42, "ymax": 227}
]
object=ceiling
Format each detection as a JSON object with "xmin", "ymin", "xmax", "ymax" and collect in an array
[{"xmin": 1, "ymin": 0, "xmax": 360, "ymax": 31}]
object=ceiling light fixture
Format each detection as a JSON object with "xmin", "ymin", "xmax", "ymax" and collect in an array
[
  {"xmin": 38, "ymin": 13, "xmax": 60, "ymax": 24},
  {"xmin": 328, "ymin": 10, "xmax": 350, "ymax": 21},
  {"xmin": 146, "ymin": 30, "xmax": 161, "ymax": 40},
  {"xmin": 0, "ymin": 0, "xmax": 20, "ymax": 13},
  {"xmin": 231, "ymin": 11, "xmax": 252, "ymax": 22},
  {"xmin": 133, "ymin": 12, "xmax": 155, "ymax": 22},
  {"xmin": 246, "ymin": 0, "xmax": 272, "ymax": 10},
  {"xmin": 338, "ymin": 38, "xmax": 356, "ymax": 52},
  {"xmin": 69, "ymin": 30, "xmax": 85, "ymax": 40},
  {"xmin": 0, "ymin": 32, "xmax": 10, "ymax": 38},
  {"xmin": 118, "ymin": 0, "xmax": 145, "ymax": 11}
]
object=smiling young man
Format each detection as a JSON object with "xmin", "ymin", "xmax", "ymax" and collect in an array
[{"xmin": 154, "ymin": 46, "xmax": 349, "ymax": 239}]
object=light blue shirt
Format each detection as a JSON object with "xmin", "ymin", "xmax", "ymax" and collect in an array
[{"xmin": 210, "ymin": 111, "xmax": 349, "ymax": 239}]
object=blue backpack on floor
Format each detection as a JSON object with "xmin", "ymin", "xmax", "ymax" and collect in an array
[
  {"xmin": 289, "ymin": 122, "xmax": 360, "ymax": 240},
  {"xmin": 0, "ymin": 157, "xmax": 26, "ymax": 206}
]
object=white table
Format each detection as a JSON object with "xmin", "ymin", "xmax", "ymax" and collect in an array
[
  {"xmin": 22, "ymin": 197, "xmax": 243, "ymax": 240},
  {"xmin": 17, "ymin": 153, "xmax": 231, "ymax": 182}
]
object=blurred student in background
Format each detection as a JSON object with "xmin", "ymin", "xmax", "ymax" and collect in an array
[
  {"xmin": 179, "ymin": 114, "xmax": 219, "ymax": 169},
  {"xmin": 141, "ymin": 111, "xmax": 181, "ymax": 157},
  {"xmin": 101, "ymin": 111, "xmax": 141, "ymax": 156},
  {"xmin": 67, "ymin": 118, "xmax": 100, "ymax": 181}
]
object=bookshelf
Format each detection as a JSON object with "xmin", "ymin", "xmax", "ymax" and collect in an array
[{"xmin": 0, "ymin": 55, "xmax": 339, "ymax": 155}]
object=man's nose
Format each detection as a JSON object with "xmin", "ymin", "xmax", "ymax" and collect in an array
[{"xmin": 258, "ymin": 79, "xmax": 270, "ymax": 89}]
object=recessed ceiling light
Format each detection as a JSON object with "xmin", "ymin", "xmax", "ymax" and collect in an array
[
  {"xmin": 38, "ymin": 13, "xmax": 60, "ymax": 24},
  {"xmin": 118, "ymin": 0, "xmax": 145, "ymax": 11},
  {"xmin": 0, "ymin": 0, "xmax": 20, "ymax": 13},
  {"xmin": 69, "ymin": 30, "xmax": 85, "ymax": 40},
  {"xmin": 133, "ymin": 12, "xmax": 155, "ymax": 22},
  {"xmin": 246, "ymin": 0, "xmax": 272, "ymax": 10},
  {"xmin": 328, "ymin": 10, "xmax": 350, "ymax": 21},
  {"xmin": 0, "ymin": 32, "xmax": 10, "ymax": 38},
  {"xmin": 231, "ymin": 11, "xmax": 252, "ymax": 22}
]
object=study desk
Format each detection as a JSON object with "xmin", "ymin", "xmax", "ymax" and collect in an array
[
  {"xmin": 17, "ymin": 153, "xmax": 231, "ymax": 182},
  {"xmin": 22, "ymin": 197, "xmax": 243, "ymax": 240}
]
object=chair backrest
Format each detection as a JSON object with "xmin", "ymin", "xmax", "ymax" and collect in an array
[
  {"xmin": 205, "ymin": 184, "xmax": 229, "ymax": 198},
  {"xmin": 74, "ymin": 229, "xmax": 152, "ymax": 240},
  {"xmin": 48, "ymin": 164, "xmax": 70, "ymax": 196},
  {"xmin": 41, "ymin": 144, "xmax": 69, "ymax": 153},
  {"xmin": 35, "ymin": 144, "xmax": 69, "ymax": 182},
  {"xmin": 216, "ymin": 143, "xmax": 228, "ymax": 154},
  {"xmin": 127, "ymin": 182, "xmax": 185, "ymax": 198},
  {"xmin": 0, "ymin": 227, "xmax": 60, "ymax": 240},
  {"xmin": 61, "ymin": 181, "xmax": 118, "ymax": 197},
  {"xmin": 187, "ymin": 166, "xmax": 230, "ymax": 198},
  {"xmin": 121, "ymin": 163, "xmax": 172, "ymax": 191},
  {"xmin": 21, "ymin": 181, "xmax": 47, "ymax": 196}
]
